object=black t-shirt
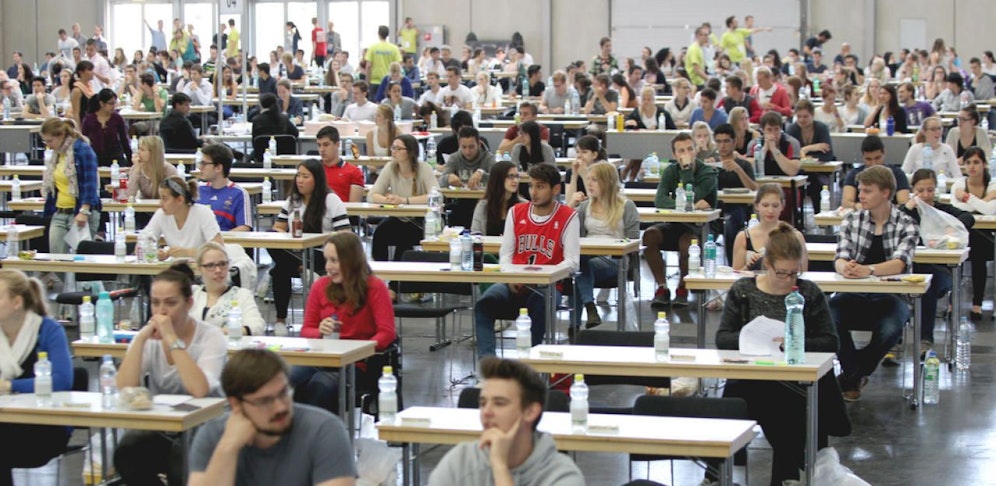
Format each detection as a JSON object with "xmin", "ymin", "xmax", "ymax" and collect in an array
[
  {"xmin": 517, "ymin": 80, "xmax": 546, "ymax": 98},
  {"xmin": 843, "ymin": 165, "xmax": 911, "ymax": 204},
  {"xmin": 717, "ymin": 159, "xmax": 755, "ymax": 189},
  {"xmin": 865, "ymin": 234, "xmax": 887, "ymax": 265}
]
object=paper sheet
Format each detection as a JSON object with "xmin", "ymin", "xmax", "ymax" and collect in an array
[
  {"xmin": 65, "ymin": 224, "xmax": 91, "ymax": 251},
  {"xmin": 739, "ymin": 315, "xmax": 785, "ymax": 356},
  {"xmin": 153, "ymin": 394, "xmax": 193, "ymax": 406}
]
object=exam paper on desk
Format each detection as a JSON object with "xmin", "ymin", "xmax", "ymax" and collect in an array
[{"xmin": 739, "ymin": 315, "xmax": 784, "ymax": 356}]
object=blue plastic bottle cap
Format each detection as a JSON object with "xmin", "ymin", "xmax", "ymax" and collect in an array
[{"xmin": 73, "ymin": 255, "xmax": 85, "ymax": 261}]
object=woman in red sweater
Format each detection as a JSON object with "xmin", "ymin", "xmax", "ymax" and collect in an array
[{"xmin": 292, "ymin": 232, "xmax": 397, "ymax": 413}]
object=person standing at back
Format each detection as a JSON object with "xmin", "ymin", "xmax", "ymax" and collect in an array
[
  {"xmin": 397, "ymin": 17, "xmax": 419, "ymax": 56},
  {"xmin": 365, "ymin": 25, "xmax": 402, "ymax": 95},
  {"xmin": 311, "ymin": 18, "xmax": 326, "ymax": 68}
]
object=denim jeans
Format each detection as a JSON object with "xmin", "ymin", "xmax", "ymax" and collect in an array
[
  {"xmin": 574, "ymin": 256, "xmax": 619, "ymax": 326},
  {"xmin": 916, "ymin": 263, "xmax": 952, "ymax": 343},
  {"xmin": 830, "ymin": 292, "xmax": 910, "ymax": 389},
  {"xmin": 48, "ymin": 210, "xmax": 101, "ymax": 254},
  {"xmin": 474, "ymin": 283, "xmax": 552, "ymax": 358},
  {"xmin": 289, "ymin": 365, "xmax": 342, "ymax": 414}
]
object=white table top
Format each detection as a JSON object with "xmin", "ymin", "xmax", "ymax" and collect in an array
[{"xmin": 0, "ymin": 392, "xmax": 225, "ymax": 432}]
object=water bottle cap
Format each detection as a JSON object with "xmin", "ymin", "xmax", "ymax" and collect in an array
[
  {"xmin": 383, "ymin": 365, "xmax": 393, "ymax": 374},
  {"xmin": 657, "ymin": 312, "xmax": 666, "ymax": 319},
  {"xmin": 519, "ymin": 308, "xmax": 528, "ymax": 315},
  {"xmin": 38, "ymin": 351, "xmax": 47, "ymax": 359},
  {"xmin": 99, "ymin": 291, "xmax": 110, "ymax": 299},
  {"xmin": 83, "ymin": 296, "xmax": 91, "ymax": 303},
  {"xmin": 691, "ymin": 239, "xmax": 698, "ymax": 245},
  {"xmin": 231, "ymin": 300, "xmax": 238, "ymax": 305},
  {"xmin": 791, "ymin": 286, "xmax": 799, "ymax": 291},
  {"xmin": 574, "ymin": 374, "xmax": 584, "ymax": 382},
  {"xmin": 103, "ymin": 354, "xmax": 113, "ymax": 361}
]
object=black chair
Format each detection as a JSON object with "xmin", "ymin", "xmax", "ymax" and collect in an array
[
  {"xmin": 458, "ymin": 386, "xmax": 569, "ymax": 412},
  {"xmin": 14, "ymin": 214, "xmax": 50, "ymax": 253},
  {"xmin": 392, "ymin": 250, "xmax": 474, "ymax": 352},
  {"xmin": 629, "ymin": 395, "xmax": 750, "ymax": 484},
  {"xmin": 574, "ymin": 330, "xmax": 671, "ymax": 414},
  {"xmin": 251, "ymin": 134, "xmax": 297, "ymax": 163},
  {"xmin": 54, "ymin": 240, "xmax": 140, "ymax": 316}
]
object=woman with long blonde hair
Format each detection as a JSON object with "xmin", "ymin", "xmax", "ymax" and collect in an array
[
  {"xmin": 728, "ymin": 106, "xmax": 759, "ymax": 155},
  {"xmin": 128, "ymin": 135, "xmax": 177, "ymax": 200},
  {"xmin": 573, "ymin": 162, "xmax": 640, "ymax": 328},
  {"xmin": 365, "ymin": 104, "xmax": 398, "ymax": 157}
]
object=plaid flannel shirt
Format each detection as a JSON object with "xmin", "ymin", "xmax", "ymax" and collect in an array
[{"xmin": 835, "ymin": 205, "xmax": 919, "ymax": 270}]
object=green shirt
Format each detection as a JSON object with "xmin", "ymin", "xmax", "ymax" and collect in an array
[
  {"xmin": 720, "ymin": 28, "xmax": 752, "ymax": 63},
  {"xmin": 654, "ymin": 160, "xmax": 718, "ymax": 209},
  {"xmin": 685, "ymin": 42, "xmax": 706, "ymax": 87},
  {"xmin": 141, "ymin": 87, "xmax": 169, "ymax": 113},
  {"xmin": 365, "ymin": 40, "xmax": 402, "ymax": 84}
]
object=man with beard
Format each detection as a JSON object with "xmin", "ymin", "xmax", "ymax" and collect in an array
[{"xmin": 189, "ymin": 349, "xmax": 356, "ymax": 486}]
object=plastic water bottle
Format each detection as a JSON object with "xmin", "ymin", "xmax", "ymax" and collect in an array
[
  {"xmin": 258, "ymin": 177, "xmax": 271, "ymax": 204},
  {"xmin": 607, "ymin": 113, "xmax": 617, "ymax": 132},
  {"xmin": 494, "ymin": 151, "xmax": 502, "ymax": 164},
  {"xmin": 110, "ymin": 159, "xmax": 120, "ymax": 189},
  {"xmin": 195, "ymin": 148, "xmax": 203, "ymax": 167},
  {"xmin": 143, "ymin": 233, "xmax": 158, "ymax": 263},
  {"xmin": 449, "ymin": 237, "xmax": 461, "ymax": 270},
  {"xmin": 343, "ymin": 138, "xmax": 353, "ymax": 159},
  {"xmin": 784, "ymin": 286, "xmax": 805, "ymax": 364},
  {"xmin": 820, "ymin": 185, "xmax": 831, "ymax": 213},
  {"xmin": 923, "ymin": 350, "xmax": 940, "ymax": 404},
  {"xmin": 426, "ymin": 136, "xmax": 437, "ymax": 161},
  {"xmin": 922, "ymin": 145, "xmax": 934, "ymax": 171},
  {"xmin": 688, "ymin": 238, "xmax": 701, "ymax": 272},
  {"xmin": 657, "ymin": 113, "xmax": 666, "ymax": 130},
  {"xmin": 2, "ymin": 97, "xmax": 10, "ymax": 120},
  {"xmin": 424, "ymin": 208, "xmax": 439, "ymax": 240},
  {"xmin": 263, "ymin": 149, "xmax": 273, "ymax": 170},
  {"xmin": 886, "ymin": 116, "xmax": 895, "ymax": 136},
  {"xmin": 936, "ymin": 170, "xmax": 947, "ymax": 195},
  {"xmin": 268, "ymin": 136, "xmax": 277, "ymax": 155},
  {"xmin": 124, "ymin": 202, "xmax": 136, "ymax": 232},
  {"xmin": 502, "ymin": 151, "xmax": 511, "ymax": 163},
  {"xmin": 990, "ymin": 147, "xmax": 996, "ymax": 180},
  {"xmin": 654, "ymin": 312, "xmax": 670, "ymax": 360},
  {"xmin": 130, "ymin": 136, "xmax": 138, "ymax": 154},
  {"xmin": 982, "ymin": 116, "xmax": 990, "ymax": 132},
  {"xmin": 394, "ymin": 103, "xmax": 402, "ymax": 122},
  {"xmin": 564, "ymin": 97, "xmax": 572, "ymax": 115},
  {"xmin": 96, "ymin": 291, "xmax": 114, "ymax": 344},
  {"xmin": 571, "ymin": 90, "xmax": 581, "ymax": 116},
  {"xmin": 34, "ymin": 352, "xmax": 52, "ymax": 406},
  {"xmin": 252, "ymin": 72, "xmax": 259, "ymax": 87},
  {"xmin": 753, "ymin": 136, "xmax": 765, "ymax": 178},
  {"xmin": 472, "ymin": 106, "xmax": 481, "ymax": 127},
  {"xmin": 956, "ymin": 317, "xmax": 972, "ymax": 371},
  {"xmin": 674, "ymin": 184, "xmax": 686, "ymax": 211},
  {"xmin": 114, "ymin": 232, "xmax": 126, "ymax": 261},
  {"xmin": 460, "ymin": 231, "xmax": 473, "ymax": 271},
  {"xmin": 10, "ymin": 175, "xmax": 20, "ymax": 200},
  {"xmin": 515, "ymin": 308, "xmax": 532, "ymax": 357},
  {"xmin": 748, "ymin": 213, "xmax": 759, "ymax": 229},
  {"xmin": 704, "ymin": 234, "xmax": 717, "ymax": 278},
  {"xmin": 176, "ymin": 162, "xmax": 186, "ymax": 179},
  {"xmin": 430, "ymin": 111, "xmax": 438, "ymax": 129},
  {"xmin": 960, "ymin": 91, "xmax": 970, "ymax": 109},
  {"xmin": 428, "ymin": 186, "xmax": 442, "ymax": 211},
  {"xmin": 685, "ymin": 184, "xmax": 694, "ymax": 212},
  {"xmin": 79, "ymin": 296, "xmax": 95, "ymax": 340},
  {"xmin": 570, "ymin": 375, "xmax": 589, "ymax": 433},
  {"xmin": 224, "ymin": 300, "xmax": 243, "ymax": 343},
  {"xmin": 99, "ymin": 355, "xmax": 117, "ymax": 409},
  {"xmin": 378, "ymin": 366, "xmax": 398, "ymax": 424}
]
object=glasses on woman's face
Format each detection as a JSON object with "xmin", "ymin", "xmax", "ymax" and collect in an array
[
  {"xmin": 240, "ymin": 385, "xmax": 293, "ymax": 409},
  {"xmin": 959, "ymin": 117, "xmax": 974, "ymax": 123},
  {"xmin": 390, "ymin": 145, "xmax": 407, "ymax": 152},
  {"xmin": 200, "ymin": 260, "xmax": 229, "ymax": 271},
  {"xmin": 506, "ymin": 173, "xmax": 521, "ymax": 180},
  {"xmin": 769, "ymin": 263, "xmax": 800, "ymax": 279}
]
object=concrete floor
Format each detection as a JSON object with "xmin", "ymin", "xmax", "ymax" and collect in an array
[{"xmin": 49, "ymin": 221, "xmax": 996, "ymax": 486}]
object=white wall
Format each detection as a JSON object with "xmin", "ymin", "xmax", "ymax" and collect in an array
[{"xmin": 2, "ymin": 0, "xmax": 101, "ymax": 68}]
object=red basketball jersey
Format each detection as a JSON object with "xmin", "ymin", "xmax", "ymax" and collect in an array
[{"xmin": 510, "ymin": 202, "xmax": 577, "ymax": 266}]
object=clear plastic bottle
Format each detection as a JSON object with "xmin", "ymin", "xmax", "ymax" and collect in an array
[
  {"xmin": 110, "ymin": 159, "xmax": 120, "ymax": 189},
  {"xmin": 472, "ymin": 106, "xmax": 481, "ymax": 127},
  {"xmin": 570, "ymin": 374, "xmax": 589, "ymax": 433},
  {"xmin": 923, "ymin": 350, "xmax": 940, "ymax": 404},
  {"xmin": 268, "ymin": 136, "xmax": 277, "ymax": 155},
  {"xmin": 936, "ymin": 170, "xmax": 947, "ymax": 195},
  {"xmin": 922, "ymin": 145, "xmax": 934, "ymax": 171},
  {"xmin": 394, "ymin": 104, "xmax": 402, "ymax": 122},
  {"xmin": 143, "ymin": 233, "xmax": 158, "ymax": 263},
  {"xmin": 344, "ymin": 139, "xmax": 353, "ymax": 159},
  {"xmin": 956, "ymin": 317, "xmax": 972, "ymax": 371},
  {"xmin": 99, "ymin": 355, "xmax": 117, "ymax": 410},
  {"xmin": 11, "ymin": 175, "xmax": 21, "ymax": 200},
  {"xmin": 703, "ymin": 234, "xmax": 717, "ymax": 279},
  {"xmin": 657, "ymin": 113, "xmax": 666, "ymax": 130},
  {"xmin": 430, "ymin": 111, "xmax": 438, "ymax": 129},
  {"xmin": 130, "ymin": 136, "xmax": 139, "ymax": 155},
  {"xmin": 449, "ymin": 237, "xmax": 461, "ymax": 270},
  {"xmin": 990, "ymin": 146, "xmax": 996, "ymax": 180},
  {"xmin": 819, "ymin": 185, "xmax": 831, "ymax": 213},
  {"xmin": 34, "ymin": 351, "xmax": 52, "ymax": 406},
  {"xmin": 502, "ymin": 151, "xmax": 511, "ymax": 163},
  {"xmin": 378, "ymin": 366, "xmax": 398, "ymax": 424},
  {"xmin": 96, "ymin": 291, "xmax": 114, "ymax": 344},
  {"xmin": 428, "ymin": 186, "xmax": 443, "ymax": 212},
  {"xmin": 195, "ymin": 148, "xmax": 203, "ymax": 167},
  {"xmin": 6, "ymin": 228, "xmax": 17, "ymax": 258},
  {"xmin": 114, "ymin": 232, "xmax": 126, "ymax": 261},
  {"xmin": 753, "ymin": 136, "xmax": 765, "ymax": 178},
  {"xmin": 79, "ymin": 296, "xmax": 95, "ymax": 340},
  {"xmin": 674, "ymin": 185, "xmax": 686, "ymax": 212},
  {"xmin": 654, "ymin": 312, "xmax": 670, "ymax": 360},
  {"xmin": 748, "ymin": 213, "xmax": 760, "ymax": 229},
  {"xmin": 262, "ymin": 177, "xmax": 272, "ymax": 203},
  {"xmin": 424, "ymin": 208, "xmax": 439, "ymax": 240},
  {"xmin": 685, "ymin": 184, "xmax": 694, "ymax": 212},
  {"xmin": 426, "ymin": 136, "xmax": 437, "ymax": 161},
  {"xmin": 176, "ymin": 162, "xmax": 186, "ymax": 179},
  {"xmin": 784, "ymin": 286, "xmax": 805, "ymax": 364},
  {"xmin": 515, "ymin": 308, "xmax": 532, "ymax": 357},
  {"xmin": 227, "ymin": 301, "xmax": 243, "ymax": 343},
  {"xmin": 460, "ymin": 232, "xmax": 473, "ymax": 271},
  {"xmin": 607, "ymin": 113, "xmax": 617, "ymax": 132},
  {"xmin": 688, "ymin": 238, "xmax": 701, "ymax": 272},
  {"xmin": 124, "ymin": 202, "xmax": 136, "ymax": 232},
  {"xmin": 263, "ymin": 149, "xmax": 273, "ymax": 170}
]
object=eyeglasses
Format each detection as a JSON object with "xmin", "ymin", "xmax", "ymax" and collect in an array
[
  {"xmin": 241, "ymin": 385, "xmax": 293, "ymax": 409},
  {"xmin": 958, "ymin": 117, "xmax": 974, "ymax": 122},
  {"xmin": 200, "ymin": 260, "xmax": 229, "ymax": 270},
  {"xmin": 715, "ymin": 138, "xmax": 734, "ymax": 144},
  {"xmin": 390, "ymin": 146, "xmax": 407, "ymax": 152},
  {"xmin": 197, "ymin": 161, "xmax": 215, "ymax": 167},
  {"xmin": 506, "ymin": 173, "xmax": 521, "ymax": 180},
  {"xmin": 771, "ymin": 269, "xmax": 800, "ymax": 279}
]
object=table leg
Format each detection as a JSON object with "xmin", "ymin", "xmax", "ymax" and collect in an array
[
  {"xmin": 791, "ymin": 180, "xmax": 801, "ymax": 231},
  {"xmin": 948, "ymin": 264, "xmax": 961, "ymax": 364},
  {"xmin": 180, "ymin": 429, "xmax": 192, "ymax": 482},
  {"xmin": 719, "ymin": 456, "xmax": 734, "ymax": 486},
  {"xmin": 545, "ymin": 284, "xmax": 556, "ymax": 344},
  {"xmin": 339, "ymin": 365, "xmax": 351, "ymax": 439},
  {"xmin": 804, "ymin": 378, "xmax": 819, "ymax": 485},
  {"xmin": 99, "ymin": 427, "xmax": 109, "ymax": 483},
  {"xmin": 401, "ymin": 443, "xmax": 411, "ymax": 486},
  {"xmin": 302, "ymin": 248, "xmax": 313, "ymax": 292},
  {"xmin": 911, "ymin": 297, "xmax": 923, "ymax": 408},
  {"xmin": 697, "ymin": 288, "xmax": 707, "ymax": 349},
  {"xmin": 412, "ymin": 443, "xmax": 422, "ymax": 486},
  {"xmin": 617, "ymin": 255, "xmax": 627, "ymax": 331}
]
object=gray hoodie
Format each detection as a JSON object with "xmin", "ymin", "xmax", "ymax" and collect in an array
[
  {"xmin": 439, "ymin": 144, "xmax": 494, "ymax": 187},
  {"xmin": 427, "ymin": 431, "xmax": 585, "ymax": 486}
]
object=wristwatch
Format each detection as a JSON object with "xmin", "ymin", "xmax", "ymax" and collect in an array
[
  {"xmin": 869, "ymin": 265, "xmax": 876, "ymax": 276},
  {"xmin": 79, "ymin": 208, "xmax": 92, "ymax": 216},
  {"xmin": 169, "ymin": 338, "xmax": 187, "ymax": 352}
]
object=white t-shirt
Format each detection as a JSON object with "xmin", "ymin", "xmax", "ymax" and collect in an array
[
  {"xmin": 438, "ymin": 84, "xmax": 474, "ymax": 108},
  {"xmin": 342, "ymin": 100, "xmax": 378, "ymax": 122},
  {"xmin": 418, "ymin": 87, "xmax": 444, "ymax": 107},
  {"xmin": 136, "ymin": 320, "xmax": 227, "ymax": 396},
  {"xmin": 145, "ymin": 204, "xmax": 222, "ymax": 249},
  {"xmin": 277, "ymin": 193, "xmax": 350, "ymax": 232},
  {"xmin": 901, "ymin": 143, "xmax": 961, "ymax": 177}
]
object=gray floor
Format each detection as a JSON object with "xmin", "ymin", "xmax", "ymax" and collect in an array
[{"xmin": 50, "ymin": 221, "xmax": 996, "ymax": 486}]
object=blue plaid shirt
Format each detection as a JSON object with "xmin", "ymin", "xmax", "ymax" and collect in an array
[
  {"xmin": 43, "ymin": 138, "xmax": 102, "ymax": 217},
  {"xmin": 835, "ymin": 205, "xmax": 919, "ymax": 270}
]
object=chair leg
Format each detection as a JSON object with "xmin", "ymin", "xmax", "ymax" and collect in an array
[{"xmin": 429, "ymin": 315, "xmax": 452, "ymax": 352}]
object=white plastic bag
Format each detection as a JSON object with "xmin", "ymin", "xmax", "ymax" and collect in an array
[
  {"xmin": 355, "ymin": 437, "xmax": 401, "ymax": 486},
  {"xmin": 622, "ymin": 289, "xmax": 639, "ymax": 331},
  {"xmin": 813, "ymin": 447, "xmax": 871, "ymax": 486},
  {"xmin": 82, "ymin": 428, "xmax": 124, "ymax": 485},
  {"xmin": 917, "ymin": 202, "xmax": 969, "ymax": 249}
]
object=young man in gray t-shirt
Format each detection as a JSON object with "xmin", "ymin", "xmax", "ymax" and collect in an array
[{"xmin": 189, "ymin": 350, "xmax": 357, "ymax": 486}]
